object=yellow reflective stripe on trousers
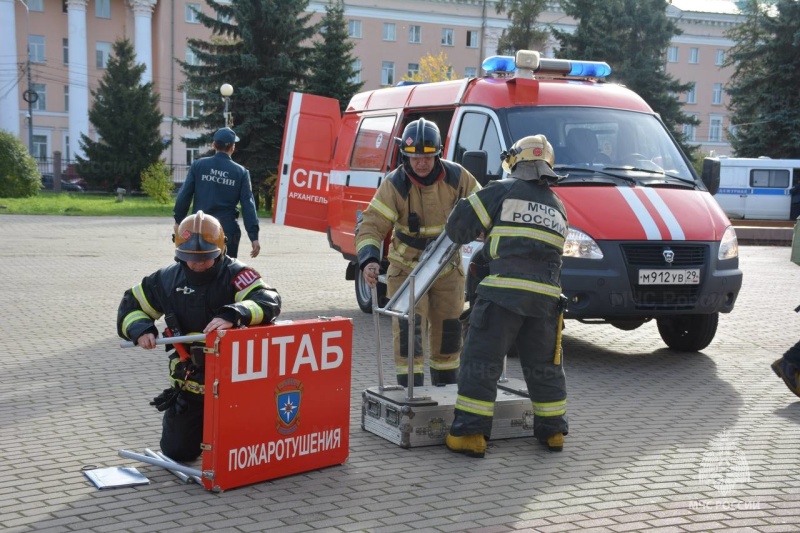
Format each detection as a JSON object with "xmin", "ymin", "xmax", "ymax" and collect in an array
[
  {"xmin": 132, "ymin": 283, "xmax": 160, "ymax": 319},
  {"xmin": 429, "ymin": 359, "xmax": 460, "ymax": 370},
  {"xmin": 395, "ymin": 363, "xmax": 425, "ymax": 374},
  {"xmin": 455, "ymin": 395, "xmax": 494, "ymax": 417},
  {"xmin": 532, "ymin": 399, "xmax": 567, "ymax": 417},
  {"xmin": 489, "ymin": 225, "xmax": 566, "ymax": 251},
  {"xmin": 169, "ymin": 378, "xmax": 205, "ymax": 395},
  {"xmin": 468, "ymin": 194, "xmax": 492, "ymax": 229},
  {"xmin": 481, "ymin": 275, "xmax": 561, "ymax": 298},
  {"xmin": 122, "ymin": 310, "xmax": 151, "ymax": 339}
]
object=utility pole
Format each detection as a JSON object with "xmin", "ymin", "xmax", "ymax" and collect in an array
[{"xmin": 17, "ymin": 0, "xmax": 35, "ymax": 156}]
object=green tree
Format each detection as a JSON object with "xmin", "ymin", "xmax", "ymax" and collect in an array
[
  {"xmin": 552, "ymin": 0, "xmax": 700, "ymax": 157},
  {"xmin": 306, "ymin": 0, "xmax": 363, "ymax": 113},
  {"xmin": 140, "ymin": 160, "xmax": 173, "ymax": 204},
  {"xmin": 0, "ymin": 130, "xmax": 40, "ymax": 198},
  {"xmin": 724, "ymin": 0, "xmax": 800, "ymax": 158},
  {"xmin": 494, "ymin": 0, "xmax": 549, "ymax": 56},
  {"xmin": 76, "ymin": 38, "xmax": 164, "ymax": 192},
  {"xmin": 179, "ymin": 0, "xmax": 316, "ymax": 208}
]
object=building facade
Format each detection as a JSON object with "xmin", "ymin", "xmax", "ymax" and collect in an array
[{"xmin": 0, "ymin": 0, "xmax": 741, "ymax": 176}]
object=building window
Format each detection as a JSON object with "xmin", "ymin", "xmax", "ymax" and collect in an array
[
  {"xmin": 63, "ymin": 134, "xmax": 70, "ymax": 162},
  {"xmin": 185, "ymin": 94, "xmax": 202, "ymax": 118},
  {"xmin": 62, "ymin": 0, "xmax": 67, "ymax": 13},
  {"xmin": 466, "ymin": 30, "xmax": 479, "ymax": 48},
  {"xmin": 686, "ymin": 83, "xmax": 696, "ymax": 104},
  {"xmin": 29, "ymin": 35, "xmax": 45, "ymax": 63},
  {"xmin": 407, "ymin": 63, "xmax": 419, "ymax": 77},
  {"xmin": 689, "ymin": 47, "xmax": 699, "ymax": 64},
  {"xmin": 64, "ymin": 85, "xmax": 69, "ymax": 112},
  {"xmin": 715, "ymin": 49, "xmax": 725, "ymax": 66},
  {"xmin": 348, "ymin": 59, "xmax": 362, "ymax": 84},
  {"xmin": 667, "ymin": 46, "xmax": 678, "ymax": 63},
  {"xmin": 63, "ymin": 38, "xmax": 68, "ymax": 64},
  {"xmin": 96, "ymin": 0, "xmax": 110, "ymax": 18},
  {"xmin": 381, "ymin": 61, "xmax": 395, "ymax": 86},
  {"xmin": 96, "ymin": 41, "xmax": 112, "ymax": 68},
  {"xmin": 31, "ymin": 83, "xmax": 46, "ymax": 111},
  {"xmin": 185, "ymin": 48, "xmax": 200, "ymax": 66},
  {"xmin": 32, "ymin": 134, "xmax": 48, "ymax": 160},
  {"xmin": 409, "ymin": 25, "xmax": 421, "ymax": 44},
  {"xmin": 465, "ymin": 66, "xmax": 477, "ymax": 78},
  {"xmin": 683, "ymin": 114, "xmax": 697, "ymax": 142},
  {"xmin": 349, "ymin": 20, "xmax": 362, "ymax": 38},
  {"xmin": 442, "ymin": 28, "xmax": 454, "ymax": 46},
  {"xmin": 28, "ymin": 0, "xmax": 43, "ymax": 11},
  {"xmin": 712, "ymin": 83, "xmax": 723, "ymax": 105},
  {"xmin": 709, "ymin": 117, "xmax": 722, "ymax": 142},
  {"xmin": 186, "ymin": 147, "xmax": 200, "ymax": 165},
  {"xmin": 186, "ymin": 3, "xmax": 201, "ymax": 23},
  {"xmin": 383, "ymin": 23, "xmax": 396, "ymax": 41}
]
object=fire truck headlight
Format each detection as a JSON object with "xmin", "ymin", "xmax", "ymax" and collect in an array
[
  {"xmin": 718, "ymin": 226, "xmax": 739, "ymax": 260},
  {"xmin": 563, "ymin": 228, "xmax": 603, "ymax": 259}
]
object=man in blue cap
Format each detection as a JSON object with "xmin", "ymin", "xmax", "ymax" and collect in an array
[{"xmin": 174, "ymin": 127, "xmax": 261, "ymax": 258}]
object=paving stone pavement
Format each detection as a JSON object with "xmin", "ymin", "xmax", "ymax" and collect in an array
[{"xmin": 1, "ymin": 215, "xmax": 799, "ymax": 533}]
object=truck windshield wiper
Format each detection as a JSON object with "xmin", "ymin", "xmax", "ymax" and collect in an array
[
  {"xmin": 553, "ymin": 166, "xmax": 637, "ymax": 186},
  {"xmin": 602, "ymin": 166, "xmax": 698, "ymax": 188}
]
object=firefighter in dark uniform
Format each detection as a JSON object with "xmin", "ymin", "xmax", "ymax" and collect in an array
[
  {"xmin": 357, "ymin": 118, "xmax": 481, "ymax": 386},
  {"xmin": 174, "ymin": 127, "xmax": 261, "ymax": 259},
  {"xmin": 117, "ymin": 211, "xmax": 281, "ymax": 461},
  {"xmin": 444, "ymin": 135, "xmax": 569, "ymax": 458}
]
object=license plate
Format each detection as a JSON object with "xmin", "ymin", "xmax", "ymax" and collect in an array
[{"xmin": 638, "ymin": 268, "xmax": 700, "ymax": 285}]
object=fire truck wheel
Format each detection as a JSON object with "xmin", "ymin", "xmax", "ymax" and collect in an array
[
  {"xmin": 355, "ymin": 275, "xmax": 386, "ymax": 313},
  {"xmin": 656, "ymin": 312, "xmax": 718, "ymax": 352}
]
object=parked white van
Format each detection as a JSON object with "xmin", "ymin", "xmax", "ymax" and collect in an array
[{"xmin": 708, "ymin": 157, "xmax": 800, "ymax": 220}]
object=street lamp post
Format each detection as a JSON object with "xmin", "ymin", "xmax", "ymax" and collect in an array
[{"xmin": 220, "ymin": 83, "xmax": 233, "ymax": 128}]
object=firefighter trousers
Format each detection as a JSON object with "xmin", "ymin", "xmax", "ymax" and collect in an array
[
  {"xmin": 386, "ymin": 262, "xmax": 464, "ymax": 384},
  {"xmin": 450, "ymin": 297, "xmax": 568, "ymax": 440}
]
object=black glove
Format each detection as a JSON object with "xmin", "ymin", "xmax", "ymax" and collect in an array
[{"xmin": 150, "ymin": 387, "xmax": 180, "ymax": 412}]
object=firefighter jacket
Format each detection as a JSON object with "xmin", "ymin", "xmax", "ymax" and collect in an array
[
  {"xmin": 445, "ymin": 178, "xmax": 568, "ymax": 317},
  {"xmin": 117, "ymin": 256, "xmax": 281, "ymax": 349},
  {"xmin": 356, "ymin": 160, "xmax": 481, "ymax": 272}
]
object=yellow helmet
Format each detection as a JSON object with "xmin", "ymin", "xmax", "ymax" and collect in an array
[
  {"xmin": 501, "ymin": 134, "xmax": 556, "ymax": 173},
  {"xmin": 174, "ymin": 211, "xmax": 226, "ymax": 262}
]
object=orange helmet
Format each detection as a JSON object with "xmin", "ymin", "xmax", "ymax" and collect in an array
[{"xmin": 174, "ymin": 211, "xmax": 226, "ymax": 262}]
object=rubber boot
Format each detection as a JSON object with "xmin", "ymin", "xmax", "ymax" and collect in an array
[
  {"xmin": 771, "ymin": 358, "xmax": 800, "ymax": 398},
  {"xmin": 430, "ymin": 368, "xmax": 458, "ymax": 386},
  {"xmin": 445, "ymin": 433, "xmax": 486, "ymax": 458},
  {"xmin": 397, "ymin": 373, "xmax": 424, "ymax": 387},
  {"xmin": 540, "ymin": 433, "xmax": 564, "ymax": 452}
]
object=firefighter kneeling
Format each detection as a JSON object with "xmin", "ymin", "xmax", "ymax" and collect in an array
[{"xmin": 444, "ymin": 135, "xmax": 569, "ymax": 458}]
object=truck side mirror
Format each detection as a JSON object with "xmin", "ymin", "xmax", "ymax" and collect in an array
[
  {"xmin": 462, "ymin": 150, "xmax": 488, "ymax": 186},
  {"xmin": 701, "ymin": 157, "xmax": 721, "ymax": 195}
]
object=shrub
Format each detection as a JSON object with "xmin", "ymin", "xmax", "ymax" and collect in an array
[
  {"xmin": 140, "ymin": 160, "xmax": 173, "ymax": 204},
  {"xmin": 0, "ymin": 130, "xmax": 40, "ymax": 198}
]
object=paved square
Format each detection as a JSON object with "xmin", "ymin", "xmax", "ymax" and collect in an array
[{"xmin": 1, "ymin": 215, "xmax": 799, "ymax": 532}]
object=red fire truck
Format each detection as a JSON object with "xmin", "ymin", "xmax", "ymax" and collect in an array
[{"xmin": 274, "ymin": 50, "xmax": 742, "ymax": 352}]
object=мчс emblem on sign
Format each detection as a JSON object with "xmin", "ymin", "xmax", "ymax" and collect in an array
[{"xmin": 275, "ymin": 378, "xmax": 303, "ymax": 435}]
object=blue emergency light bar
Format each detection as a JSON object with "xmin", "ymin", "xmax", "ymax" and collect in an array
[{"xmin": 482, "ymin": 52, "xmax": 612, "ymax": 79}]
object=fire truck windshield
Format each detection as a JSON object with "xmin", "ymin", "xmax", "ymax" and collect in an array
[{"xmin": 505, "ymin": 107, "xmax": 696, "ymax": 182}]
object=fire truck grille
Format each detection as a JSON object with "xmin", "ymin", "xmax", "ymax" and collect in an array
[{"xmin": 620, "ymin": 243, "xmax": 708, "ymax": 309}]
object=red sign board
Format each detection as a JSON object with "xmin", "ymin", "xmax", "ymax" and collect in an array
[{"xmin": 201, "ymin": 317, "xmax": 352, "ymax": 491}]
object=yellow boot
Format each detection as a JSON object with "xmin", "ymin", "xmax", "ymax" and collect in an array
[
  {"xmin": 445, "ymin": 433, "xmax": 486, "ymax": 458},
  {"xmin": 543, "ymin": 433, "xmax": 564, "ymax": 452}
]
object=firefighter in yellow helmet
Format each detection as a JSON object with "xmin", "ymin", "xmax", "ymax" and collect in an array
[
  {"xmin": 444, "ymin": 135, "xmax": 569, "ymax": 457},
  {"xmin": 357, "ymin": 118, "xmax": 481, "ymax": 386},
  {"xmin": 117, "ymin": 211, "xmax": 281, "ymax": 461}
]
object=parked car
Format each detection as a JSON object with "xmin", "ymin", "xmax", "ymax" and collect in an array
[{"xmin": 40, "ymin": 174, "xmax": 84, "ymax": 192}]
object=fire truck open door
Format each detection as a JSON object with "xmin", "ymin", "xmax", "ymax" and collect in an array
[
  {"xmin": 201, "ymin": 317, "xmax": 352, "ymax": 491},
  {"xmin": 274, "ymin": 92, "xmax": 341, "ymax": 234}
]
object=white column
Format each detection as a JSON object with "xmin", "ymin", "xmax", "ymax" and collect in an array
[
  {"xmin": 67, "ymin": 0, "xmax": 89, "ymax": 161},
  {"xmin": 0, "ymin": 0, "xmax": 21, "ymax": 136},
  {"xmin": 129, "ymin": 0, "xmax": 157, "ymax": 85}
]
